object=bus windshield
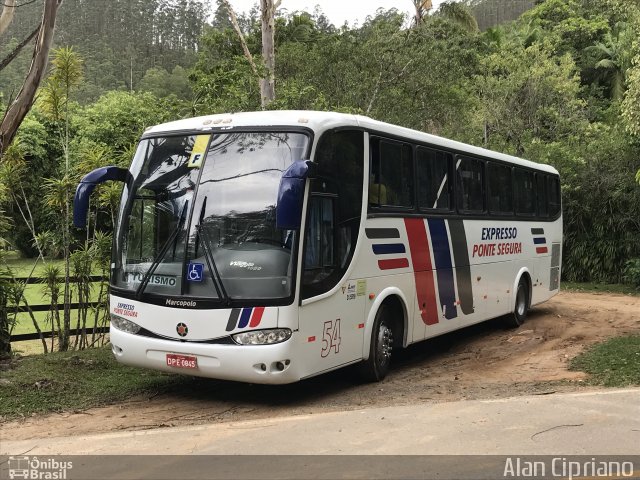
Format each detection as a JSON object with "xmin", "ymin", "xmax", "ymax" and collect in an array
[{"xmin": 112, "ymin": 131, "xmax": 309, "ymax": 302}]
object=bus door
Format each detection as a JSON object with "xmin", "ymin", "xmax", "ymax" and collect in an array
[
  {"xmin": 300, "ymin": 192, "xmax": 366, "ymax": 374},
  {"xmin": 298, "ymin": 129, "xmax": 366, "ymax": 376}
]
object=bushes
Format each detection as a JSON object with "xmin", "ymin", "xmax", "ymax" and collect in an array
[
  {"xmin": 559, "ymin": 121, "xmax": 640, "ymax": 284},
  {"xmin": 624, "ymin": 259, "xmax": 640, "ymax": 288}
]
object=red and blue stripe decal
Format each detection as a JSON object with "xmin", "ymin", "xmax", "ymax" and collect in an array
[
  {"xmin": 403, "ymin": 218, "xmax": 475, "ymax": 325},
  {"xmin": 225, "ymin": 307, "xmax": 265, "ymax": 331},
  {"xmin": 449, "ymin": 220, "xmax": 474, "ymax": 315},
  {"xmin": 404, "ymin": 219, "xmax": 439, "ymax": 325},
  {"xmin": 366, "ymin": 228, "xmax": 410, "ymax": 270},
  {"xmin": 427, "ymin": 219, "xmax": 457, "ymax": 320},
  {"xmin": 532, "ymin": 228, "xmax": 548, "ymax": 254}
]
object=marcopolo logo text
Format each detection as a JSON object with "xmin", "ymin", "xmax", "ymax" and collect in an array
[{"xmin": 165, "ymin": 299, "xmax": 197, "ymax": 307}]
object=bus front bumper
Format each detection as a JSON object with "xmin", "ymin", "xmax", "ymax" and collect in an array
[{"xmin": 109, "ymin": 327, "xmax": 301, "ymax": 384}]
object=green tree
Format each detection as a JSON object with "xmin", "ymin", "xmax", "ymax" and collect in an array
[
  {"xmin": 40, "ymin": 47, "xmax": 84, "ymax": 171},
  {"xmin": 266, "ymin": 10, "xmax": 479, "ymax": 134},
  {"xmin": 0, "ymin": 258, "xmax": 12, "ymax": 358},
  {"xmin": 39, "ymin": 46, "xmax": 84, "ymax": 352},
  {"xmin": 191, "ymin": 22, "xmax": 262, "ymax": 113},
  {"xmin": 412, "ymin": 0, "xmax": 433, "ymax": 26},
  {"xmin": 139, "ymin": 66, "xmax": 193, "ymax": 100},
  {"xmin": 1, "ymin": 113, "xmax": 56, "ymax": 257},
  {"xmin": 76, "ymin": 90, "xmax": 179, "ymax": 152},
  {"xmin": 559, "ymin": 118, "xmax": 640, "ymax": 282},
  {"xmin": 518, "ymin": 0, "xmax": 611, "ymax": 90},
  {"xmin": 0, "ymin": 0, "xmax": 63, "ymax": 157},
  {"xmin": 621, "ymin": 52, "xmax": 640, "ymax": 135},
  {"xmin": 587, "ymin": 23, "xmax": 635, "ymax": 100},
  {"xmin": 622, "ymin": 56, "xmax": 640, "ymax": 183},
  {"xmin": 438, "ymin": 1, "xmax": 478, "ymax": 33},
  {"xmin": 474, "ymin": 43, "xmax": 586, "ymax": 156}
]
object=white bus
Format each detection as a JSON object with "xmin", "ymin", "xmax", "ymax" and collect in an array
[{"xmin": 74, "ymin": 111, "xmax": 562, "ymax": 384}]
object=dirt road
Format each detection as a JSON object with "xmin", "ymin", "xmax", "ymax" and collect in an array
[{"xmin": 4, "ymin": 291, "xmax": 639, "ymax": 442}]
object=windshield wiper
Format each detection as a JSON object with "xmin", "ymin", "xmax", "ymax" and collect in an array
[
  {"xmin": 135, "ymin": 200, "xmax": 189, "ymax": 299},
  {"xmin": 195, "ymin": 197, "xmax": 230, "ymax": 305}
]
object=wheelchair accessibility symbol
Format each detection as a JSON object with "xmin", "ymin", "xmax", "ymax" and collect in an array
[{"xmin": 187, "ymin": 262, "xmax": 204, "ymax": 282}]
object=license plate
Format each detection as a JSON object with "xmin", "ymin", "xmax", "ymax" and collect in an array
[{"xmin": 166, "ymin": 353, "xmax": 198, "ymax": 369}]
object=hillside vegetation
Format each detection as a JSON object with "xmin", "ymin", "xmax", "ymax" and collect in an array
[{"xmin": 0, "ymin": 0, "xmax": 639, "ymax": 355}]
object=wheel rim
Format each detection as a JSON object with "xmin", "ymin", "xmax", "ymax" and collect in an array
[
  {"xmin": 376, "ymin": 323, "xmax": 393, "ymax": 367},
  {"xmin": 516, "ymin": 286, "xmax": 526, "ymax": 316}
]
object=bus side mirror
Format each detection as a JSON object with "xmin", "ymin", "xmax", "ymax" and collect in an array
[
  {"xmin": 73, "ymin": 166, "xmax": 129, "ymax": 228},
  {"xmin": 276, "ymin": 160, "xmax": 315, "ymax": 230}
]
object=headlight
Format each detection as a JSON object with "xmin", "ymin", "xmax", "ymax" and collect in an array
[
  {"xmin": 232, "ymin": 328, "xmax": 292, "ymax": 345},
  {"xmin": 110, "ymin": 314, "xmax": 141, "ymax": 334}
]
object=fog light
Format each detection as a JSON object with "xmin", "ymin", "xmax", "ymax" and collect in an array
[{"xmin": 110, "ymin": 314, "xmax": 141, "ymax": 334}]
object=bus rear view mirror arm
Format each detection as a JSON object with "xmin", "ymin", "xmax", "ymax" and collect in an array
[
  {"xmin": 73, "ymin": 166, "xmax": 130, "ymax": 228},
  {"xmin": 276, "ymin": 160, "xmax": 316, "ymax": 230}
]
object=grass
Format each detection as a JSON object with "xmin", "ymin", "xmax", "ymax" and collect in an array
[
  {"xmin": 1, "ymin": 251, "xmax": 65, "ymax": 277},
  {"xmin": 0, "ymin": 347, "xmax": 188, "ymax": 419},
  {"xmin": 8, "ymin": 283, "xmax": 106, "ymax": 342},
  {"xmin": 9, "ymin": 282, "xmax": 105, "ymax": 337},
  {"xmin": 562, "ymin": 281, "xmax": 639, "ymax": 295},
  {"xmin": 3, "ymin": 251, "xmax": 106, "ymax": 340},
  {"xmin": 569, "ymin": 335, "xmax": 640, "ymax": 387}
]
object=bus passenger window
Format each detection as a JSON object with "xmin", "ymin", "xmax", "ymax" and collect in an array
[
  {"xmin": 514, "ymin": 168, "xmax": 536, "ymax": 216},
  {"xmin": 536, "ymin": 173, "xmax": 549, "ymax": 217},
  {"xmin": 369, "ymin": 139, "xmax": 413, "ymax": 208},
  {"xmin": 548, "ymin": 176, "xmax": 561, "ymax": 217},
  {"xmin": 417, "ymin": 147, "xmax": 452, "ymax": 211},
  {"xmin": 488, "ymin": 163, "xmax": 513, "ymax": 215},
  {"xmin": 456, "ymin": 156, "xmax": 485, "ymax": 213}
]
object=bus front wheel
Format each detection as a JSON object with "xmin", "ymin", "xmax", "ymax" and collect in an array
[
  {"xmin": 506, "ymin": 277, "xmax": 529, "ymax": 328},
  {"xmin": 359, "ymin": 304, "xmax": 394, "ymax": 382}
]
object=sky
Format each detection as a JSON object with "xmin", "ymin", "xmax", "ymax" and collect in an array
[{"xmin": 226, "ymin": 0, "xmax": 452, "ymax": 27}]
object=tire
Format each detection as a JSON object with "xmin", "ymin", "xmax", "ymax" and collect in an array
[
  {"xmin": 359, "ymin": 304, "xmax": 394, "ymax": 382},
  {"xmin": 505, "ymin": 277, "xmax": 529, "ymax": 328}
]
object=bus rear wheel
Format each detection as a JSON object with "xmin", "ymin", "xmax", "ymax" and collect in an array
[
  {"xmin": 506, "ymin": 277, "xmax": 529, "ymax": 328},
  {"xmin": 359, "ymin": 304, "xmax": 394, "ymax": 382}
]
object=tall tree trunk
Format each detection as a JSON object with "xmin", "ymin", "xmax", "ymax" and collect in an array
[
  {"xmin": 0, "ymin": 26, "xmax": 40, "ymax": 73},
  {"xmin": 62, "ymin": 55, "xmax": 73, "ymax": 351},
  {"xmin": 0, "ymin": 0, "xmax": 16, "ymax": 37},
  {"xmin": 60, "ymin": 200, "xmax": 71, "ymax": 351},
  {"xmin": 0, "ymin": 0, "xmax": 63, "ymax": 157},
  {"xmin": 51, "ymin": 289, "xmax": 60, "ymax": 351},
  {"xmin": 413, "ymin": 0, "xmax": 432, "ymax": 25},
  {"xmin": 220, "ymin": 0, "xmax": 262, "ymax": 106},
  {"xmin": 260, "ymin": 0, "xmax": 280, "ymax": 107}
]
